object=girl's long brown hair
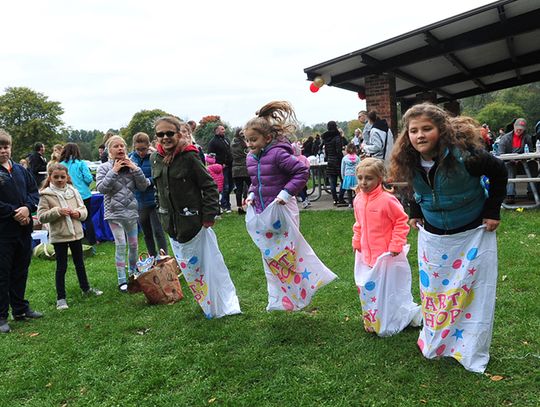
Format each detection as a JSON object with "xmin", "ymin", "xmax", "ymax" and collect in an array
[
  {"xmin": 243, "ymin": 101, "xmax": 297, "ymax": 142},
  {"xmin": 389, "ymin": 103, "xmax": 484, "ymax": 184}
]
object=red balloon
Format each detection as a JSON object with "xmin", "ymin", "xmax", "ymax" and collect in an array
[
  {"xmin": 310, "ymin": 83, "xmax": 320, "ymax": 93},
  {"xmin": 357, "ymin": 91, "xmax": 366, "ymax": 100}
]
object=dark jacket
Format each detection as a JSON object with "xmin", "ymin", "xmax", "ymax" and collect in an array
[
  {"xmin": 129, "ymin": 151, "xmax": 158, "ymax": 208},
  {"xmin": 302, "ymin": 139, "xmax": 314, "ymax": 157},
  {"xmin": 151, "ymin": 146, "xmax": 219, "ymax": 243},
  {"xmin": 0, "ymin": 161, "xmax": 39, "ymax": 239},
  {"xmin": 28, "ymin": 151, "xmax": 47, "ymax": 187},
  {"xmin": 230, "ymin": 135, "xmax": 249, "ymax": 178},
  {"xmin": 498, "ymin": 131, "xmax": 533, "ymax": 154},
  {"xmin": 321, "ymin": 130, "xmax": 342, "ymax": 176},
  {"xmin": 313, "ymin": 137, "xmax": 322, "ymax": 155},
  {"xmin": 207, "ymin": 135, "xmax": 233, "ymax": 166},
  {"xmin": 409, "ymin": 147, "xmax": 507, "ymax": 234}
]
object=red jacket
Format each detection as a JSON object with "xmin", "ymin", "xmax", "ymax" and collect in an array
[{"xmin": 352, "ymin": 185, "xmax": 409, "ymax": 267}]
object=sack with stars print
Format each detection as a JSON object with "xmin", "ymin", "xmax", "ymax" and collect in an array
[
  {"xmin": 354, "ymin": 245, "xmax": 421, "ymax": 336},
  {"xmin": 416, "ymin": 225, "xmax": 498, "ymax": 373},
  {"xmin": 246, "ymin": 201, "xmax": 337, "ymax": 311},
  {"xmin": 169, "ymin": 227, "xmax": 241, "ymax": 319}
]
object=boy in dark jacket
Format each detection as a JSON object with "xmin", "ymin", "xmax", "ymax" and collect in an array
[{"xmin": 0, "ymin": 130, "xmax": 43, "ymax": 333}]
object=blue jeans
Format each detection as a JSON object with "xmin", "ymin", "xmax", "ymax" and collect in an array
[
  {"xmin": 220, "ymin": 166, "xmax": 233, "ymax": 210},
  {"xmin": 139, "ymin": 206, "xmax": 168, "ymax": 257},
  {"xmin": 505, "ymin": 160, "xmax": 539, "ymax": 196}
]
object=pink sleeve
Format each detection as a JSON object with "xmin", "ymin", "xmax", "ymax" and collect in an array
[
  {"xmin": 352, "ymin": 203, "xmax": 362, "ymax": 251},
  {"xmin": 386, "ymin": 195, "xmax": 409, "ymax": 253}
]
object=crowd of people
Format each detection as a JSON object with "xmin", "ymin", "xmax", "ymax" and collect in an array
[{"xmin": 2, "ymin": 101, "xmax": 539, "ymax": 373}]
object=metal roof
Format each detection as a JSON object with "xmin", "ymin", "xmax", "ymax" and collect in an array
[{"xmin": 303, "ymin": 0, "xmax": 540, "ymax": 103}]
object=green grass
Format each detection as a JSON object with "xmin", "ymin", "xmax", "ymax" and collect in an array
[{"xmin": 1, "ymin": 210, "xmax": 539, "ymax": 406}]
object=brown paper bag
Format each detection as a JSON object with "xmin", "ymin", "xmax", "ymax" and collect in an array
[{"xmin": 136, "ymin": 256, "xmax": 184, "ymax": 304}]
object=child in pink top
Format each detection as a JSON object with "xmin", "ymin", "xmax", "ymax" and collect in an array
[
  {"xmin": 205, "ymin": 154, "xmax": 224, "ymax": 192},
  {"xmin": 352, "ymin": 158, "xmax": 421, "ymax": 334},
  {"xmin": 352, "ymin": 158, "xmax": 409, "ymax": 267}
]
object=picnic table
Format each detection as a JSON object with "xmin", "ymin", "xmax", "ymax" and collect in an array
[
  {"xmin": 307, "ymin": 162, "xmax": 330, "ymax": 202},
  {"xmin": 497, "ymin": 152, "xmax": 540, "ymax": 210}
]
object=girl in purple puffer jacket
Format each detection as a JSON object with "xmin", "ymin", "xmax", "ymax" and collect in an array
[{"xmin": 244, "ymin": 101, "xmax": 309, "ymax": 223}]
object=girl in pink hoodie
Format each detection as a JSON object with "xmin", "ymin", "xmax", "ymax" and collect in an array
[
  {"xmin": 205, "ymin": 154, "xmax": 224, "ymax": 193},
  {"xmin": 352, "ymin": 158, "xmax": 409, "ymax": 267}
]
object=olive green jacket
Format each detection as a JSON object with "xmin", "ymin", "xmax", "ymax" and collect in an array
[{"xmin": 151, "ymin": 149, "xmax": 219, "ymax": 243}]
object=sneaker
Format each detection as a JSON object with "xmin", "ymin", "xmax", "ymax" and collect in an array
[
  {"xmin": 301, "ymin": 200, "xmax": 310, "ymax": 209},
  {"xmin": 225, "ymin": 209, "xmax": 232, "ymax": 214},
  {"xmin": 13, "ymin": 309, "xmax": 44, "ymax": 321},
  {"xmin": 118, "ymin": 283, "xmax": 128, "ymax": 293},
  {"xmin": 348, "ymin": 204, "xmax": 353, "ymax": 209},
  {"xmin": 0, "ymin": 319, "xmax": 10, "ymax": 334},
  {"xmin": 409, "ymin": 309, "xmax": 423, "ymax": 327},
  {"xmin": 238, "ymin": 208, "xmax": 246, "ymax": 215},
  {"xmin": 83, "ymin": 287, "xmax": 103, "ymax": 296},
  {"xmin": 504, "ymin": 195, "xmax": 515, "ymax": 204},
  {"xmin": 336, "ymin": 201, "xmax": 348, "ymax": 207},
  {"xmin": 56, "ymin": 299, "xmax": 69, "ymax": 310}
]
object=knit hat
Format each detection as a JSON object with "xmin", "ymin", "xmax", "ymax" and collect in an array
[{"xmin": 514, "ymin": 118, "xmax": 527, "ymax": 130}]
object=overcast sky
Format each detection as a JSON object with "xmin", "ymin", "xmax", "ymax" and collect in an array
[{"xmin": 1, "ymin": 0, "xmax": 494, "ymax": 131}]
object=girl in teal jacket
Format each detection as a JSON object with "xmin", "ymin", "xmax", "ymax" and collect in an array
[{"xmin": 390, "ymin": 103, "xmax": 507, "ymax": 235}]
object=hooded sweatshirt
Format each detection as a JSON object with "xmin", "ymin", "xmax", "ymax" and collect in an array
[
  {"xmin": 352, "ymin": 184, "xmax": 409, "ymax": 267},
  {"xmin": 364, "ymin": 119, "xmax": 394, "ymax": 160}
]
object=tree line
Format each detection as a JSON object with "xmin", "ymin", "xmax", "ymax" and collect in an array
[{"xmin": 1, "ymin": 84, "xmax": 539, "ymax": 161}]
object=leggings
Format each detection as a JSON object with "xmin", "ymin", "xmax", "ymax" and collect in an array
[
  {"xmin": 53, "ymin": 239, "xmax": 90, "ymax": 300},
  {"xmin": 108, "ymin": 218, "xmax": 139, "ymax": 285}
]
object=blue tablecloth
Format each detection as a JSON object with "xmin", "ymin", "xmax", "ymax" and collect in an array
[{"xmin": 90, "ymin": 193, "xmax": 114, "ymax": 241}]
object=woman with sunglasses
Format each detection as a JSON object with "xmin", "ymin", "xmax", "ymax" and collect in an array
[{"xmin": 151, "ymin": 117, "xmax": 241, "ymax": 318}]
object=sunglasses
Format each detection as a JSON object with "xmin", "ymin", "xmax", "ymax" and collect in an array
[{"xmin": 155, "ymin": 131, "xmax": 177, "ymax": 138}]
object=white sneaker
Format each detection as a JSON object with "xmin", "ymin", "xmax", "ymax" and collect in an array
[
  {"xmin": 84, "ymin": 287, "xmax": 103, "ymax": 296},
  {"xmin": 301, "ymin": 200, "xmax": 310, "ymax": 209},
  {"xmin": 56, "ymin": 299, "xmax": 69, "ymax": 310},
  {"xmin": 410, "ymin": 309, "xmax": 423, "ymax": 327}
]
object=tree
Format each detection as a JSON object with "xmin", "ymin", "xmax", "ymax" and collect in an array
[
  {"xmin": 122, "ymin": 109, "xmax": 170, "ymax": 141},
  {"xmin": 497, "ymin": 83, "xmax": 540, "ymax": 126},
  {"xmin": 347, "ymin": 120, "xmax": 363, "ymax": 138},
  {"xmin": 194, "ymin": 115, "xmax": 232, "ymax": 150},
  {"xmin": 475, "ymin": 102, "xmax": 525, "ymax": 133},
  {"xmin": 0, "ymin": 87, "xmax": 64, "ymax": 160}
]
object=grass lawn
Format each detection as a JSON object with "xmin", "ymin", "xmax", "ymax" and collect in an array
[{"xmin": 0, "ymin": 209, "xmax": 538, "ymax": 406}]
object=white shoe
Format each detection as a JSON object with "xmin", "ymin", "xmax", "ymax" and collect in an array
[
  {"xmin": 301, "ymin": 201, "xmax": 310, "ymax": 209},
  {"xmin": 56, "ymin": 299, "xmax": 69, "ymax": 310},
  {"xmin": 409, "ymin": 309, "xmax": 423, "ymax": 327},
  {"xmin": 84, "ymin": 287, "xmax": 103, "ymax": 296}
]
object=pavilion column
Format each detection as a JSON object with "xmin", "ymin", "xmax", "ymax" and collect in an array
[{"xmin": 365, "ymin": 74, "xmax": 397, "ymax": 136}]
